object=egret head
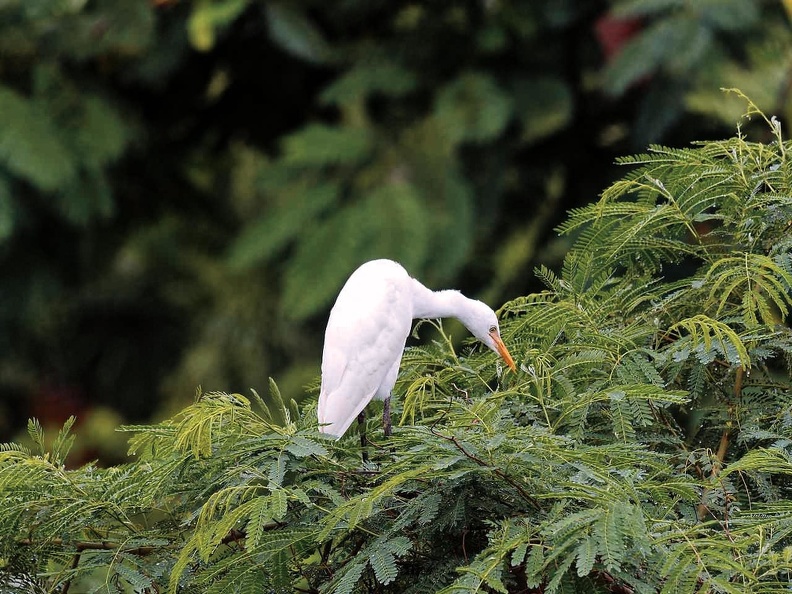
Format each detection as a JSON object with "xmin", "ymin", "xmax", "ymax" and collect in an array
[{"xmin": 459, "ymin": 299, "xmax": 517, "ymax": 372}]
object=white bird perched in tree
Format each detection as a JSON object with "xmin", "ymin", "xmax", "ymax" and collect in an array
[{"xmin": 317, "ymin": 259, "xmax": 516, "ymax": 439}]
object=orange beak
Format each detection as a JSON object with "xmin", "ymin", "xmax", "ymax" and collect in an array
[{"xmin": 489, "ymin": 329, "xmax": 517, "ymax": 372}]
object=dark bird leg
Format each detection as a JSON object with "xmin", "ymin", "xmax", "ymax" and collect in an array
[
  {"xmin": 383, "ymin": 396, "xmax": 396, "ymax": 457},
  {"xmin": 358, "ymin": 411, "xmax": 368, "ymax": 463},
  {"xmin": 383, "ymin": 396, "xmax": 392, "ymax": 437}
]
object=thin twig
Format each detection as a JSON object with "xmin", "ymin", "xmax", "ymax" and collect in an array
[
  {"xmin": 595, "ymin": 568, "xmax": 636, "ymax": 594},
  {"xmin": 19, "ymin": 524, "xmax": 261, "ymax": 557},
  {"xmin": 60, "ymin": 549, "xmax": 82, "ymax": 594},
  {"xmin": 697, "ymin": 367, "xmax": 743, "ymax": 521},
  {"xmin": 430, "ymin": 427, "xmax": 541, "ymax": 509},
  {"xmin": 19, "ymin": 538, "xmax": 158, "ymax": 556},
  {"xmin": 461, "ymin": 527, "xmax": 469, "ymax": 563}
]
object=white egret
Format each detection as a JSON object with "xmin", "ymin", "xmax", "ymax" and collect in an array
[{"xmin": 317, "ymin": 259, "xmax": 516, "ymax": 439}]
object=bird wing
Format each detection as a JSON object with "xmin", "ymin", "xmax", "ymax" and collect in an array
[{"xmin": 318, "ymin": 261, "xmax": 413, "ymax": 437}]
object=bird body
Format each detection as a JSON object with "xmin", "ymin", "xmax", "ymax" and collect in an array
[{"xmin": 318, "ymin": 259, "xmax": 516, "ymax": 438}]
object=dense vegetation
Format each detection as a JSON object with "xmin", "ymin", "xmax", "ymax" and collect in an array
[
  {"xmin": 1, "ymin": 0, "xmax": 790, "ymax": 458},
  {"xmin": 2, "ymin": 109, "xmax": 791, "ymax": 592}
]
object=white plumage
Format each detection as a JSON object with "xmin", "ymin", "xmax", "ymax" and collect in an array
[{"xmin": 317, "ymin": 259, "xmax": 516, "ymax": 438}]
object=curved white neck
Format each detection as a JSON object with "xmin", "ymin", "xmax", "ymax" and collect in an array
[{"xmin": 410, "ymin": 279, "xmax": 472, "ymax": 323}]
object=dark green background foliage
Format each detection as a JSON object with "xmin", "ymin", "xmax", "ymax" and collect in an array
[
  {"xmin": 2, "ymin": 116, "xmax": 792, "ymax": 592},
  {"xmin": 1, "ymin": 0, "xmax": 791, "ymax": 454}
]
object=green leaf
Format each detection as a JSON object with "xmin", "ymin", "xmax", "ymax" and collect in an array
[
  {"xmin": 26, "ymin": 418, "xmax": 45, "ymax": 454},
  {"xmin": 668, "ymin": 315, "xmax": 750, "ymax": 370},
  {"xmin": 113, "ymin": 555, "xmax": 155, "ymax": 591},
  {"xmin": 524, "ymin": 545, "xmax": 545, "ymax": 588},
  {"xmin": 361, "ymin": 182, "xmax": 431, "ymax": 270},
  {"xmin": 0, "ymin": 176, "xmax": 13, "ymax": 241},
  {"xmin": 269, "ymin": 487, "xmax": 288, "ymax": 520},
  {"xmin": 610, "ymin": 395, "xmax": 636, "ymax": 442},
  {"xmin": 281, "ymin": 124, "xmax": 373, "ymax": 166},
  {"xmin": 281, "ymin": 180, "xmax": 431, "ymax": 320},
  {"xmin": 603, "ymin": 17, "xmax": 691, "ymax": 96},
  {"xmin": 51, "ymin": 416, "xmax": 77, "ymax": 466},
  {"xmin": 704, "ymin": 253, "xmax": 792, "ymax": 327},
  {"xmin": 575, "ymin": 535, "xmax": 595, "ymax": 577},
  {"xmin": 513, "ymin": 76, "xmax": 572, "ymax": 144},
  {"xmin": 57, "ymin": 167, "xmax": 114, "ymax": 224},
  {"xmin": 424, "ymin": 170, "xmax": 474, "ymax": 281},
  {"xmin": 369, "ymin": 548, "xmax": 398, "ymax": 585},
  {"xmin": 284, "ymin": 435, "xmax": 329, "ymax": 458},
  {"xmin": 320, "ymin": 60, "xmax": 417, "ymax": 105},
  {"xmin": 265, "ymin": 1, "xmax": 332, "ymax": 64},
  {"xmin": 74, "ymin": 95, "xmax": 132, "ymax": 167},
  {"xmin": 612, "ymin": 0, "xmax": 694, "ymax": 18},
  {"xmin": 545, "ymin": 553, "xmax": 576, "ymax": 594},
  {"xmin": 0, "ymin": 85, "xmax": 75, "ymax": 191},
  {"xmin": 697, "ymin": 0, "xmax": 759, "ymax": 31},
  {"xmin": 435, "ymin": 71, "xmax": 513, "ymax": 144},
  {"xmin": 328, "ymin": 555, "xmax": 367, "ymax": 594},
  {"xmin": 188, "ymin": 0, "xmax": 249, "ymax": 51},
  {"xmin": 268, "ymin": 451, "xmax": 288, "ymax": 487},
  {"xmin": 279, "ymin": 209, "xmax": 362, "ymax": 320},
  {"xmin": 228, "ymin": 181, "xmax": 340, "ymax": 268},
  {"xmin": 269, "ymin": 377, "xmax": 288, "ymax": 422},
  {"xmin": 593, "ymin": 503, "xmax": 625, "ymax": 571}
]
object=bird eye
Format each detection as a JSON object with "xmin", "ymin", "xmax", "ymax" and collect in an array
[{"xmin": 489, "ymin": 325, "xmax": 497, "ymax": 334}]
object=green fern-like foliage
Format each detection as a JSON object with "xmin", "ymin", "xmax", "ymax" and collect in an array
[
  {"xmin": 2, "ymin": 104, "xmax": 792, "ymax": 592},
  {"xmin": 0, "ymin": 63, "xmax": 134, "ymax": 226},
  {"xmin": 225, "ymin": 69, "xmax": 500, "ymax": 321},
  {"xmin": 603, "ymin": 0, "xmax": 790, "ymax": 142}
]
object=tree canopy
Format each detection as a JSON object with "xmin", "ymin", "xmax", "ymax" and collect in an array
[{"xmin": 2, "ymin": 108, "xmax": 792, "ymax": 592}]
